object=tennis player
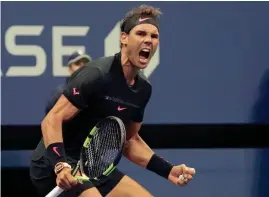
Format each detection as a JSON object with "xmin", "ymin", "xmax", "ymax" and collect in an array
[{"xmin": 30, "ymin": 5, "xmax": 195, "ymax": 197}]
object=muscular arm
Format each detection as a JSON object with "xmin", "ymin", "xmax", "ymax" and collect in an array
[
  {"xmin": 123, "ymin": 121, "xmax": 154, "ymax": 168},
  {"xmin": 41, "ymin": 64, "xmax": 103, "ymax": 173},
  {"xmin": 42, "ymin": 64, "xmax": 102, "ymax": 148},
  {"xmin": 123, "ymin": 121, "xmax": 183, "ymax": 183},
  {"xmin": 45, "ymin": 85, "xmax": 65, "ymax": 114},
  {"xmin": 42, "ymin": 95, "xmax": 79, "ymax": 148}
]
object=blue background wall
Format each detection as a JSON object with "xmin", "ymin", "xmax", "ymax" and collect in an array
[{"xmin": 2, "ymin": 2, "xmax": 269, "ymax": 125}]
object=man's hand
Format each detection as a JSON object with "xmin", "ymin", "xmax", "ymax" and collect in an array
[
  {"xmin": 56, "ymin": 168, "xmax": 78, "ymax": 190},
  {"xmin": 168, "ymin": 164, "xmax": 196, "ymax": 186}
]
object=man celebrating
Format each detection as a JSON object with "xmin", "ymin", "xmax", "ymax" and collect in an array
[{"xmin": 30, "ymin": 5, "xmax": 195, "ymax": 197}]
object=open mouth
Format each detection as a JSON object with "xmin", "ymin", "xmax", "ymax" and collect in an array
[{"xmin": 139, "ymin": 49, "xmax": 150, "ymax": 64}]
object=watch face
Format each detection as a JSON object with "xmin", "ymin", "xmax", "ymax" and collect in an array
[{"xmin": 55, "ymin": 163, "xmax": 64, "ymax": 173}]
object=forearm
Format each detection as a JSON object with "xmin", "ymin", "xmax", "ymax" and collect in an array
[
  {"xmin": 123, "ymin": 134, "xmax": 154, "ymax": 168},
  {"xmin": 42, "ymin": 94, "xmax": 79, "ymax": 148},
  {"xmin": 41, "ymin": 113, "xmax": 68, "ymax": 168},
  {"xmin": 123, "ymin": 133, "xmax": 173, "ymax": 179},
  {"xmin": 41, "ymin": 92, "xmax": 80, "ymax": 168}
]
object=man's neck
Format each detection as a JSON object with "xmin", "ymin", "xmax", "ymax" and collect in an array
[{"xmin": 120, "ymin": 49, "xmax": 139, "ymax": 86}]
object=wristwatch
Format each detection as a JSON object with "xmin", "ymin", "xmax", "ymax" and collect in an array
[{"xmin": 54, "ymin": 162, "xmax": 71, "ymax": 174}]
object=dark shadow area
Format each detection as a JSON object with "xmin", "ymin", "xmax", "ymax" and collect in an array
[
  {"xmin": 251, "ymin": 69, "xmax": 269, "ymax": 197},
  {"xmin": 1, "ymin": 124, "xmax": 269, "ymax": 150},
  {"xmin": 1, "ymin": 168, "xmax": 39, "ymax": 197},
  {"xmin": 255, "ymin": 148, "xmax": 269, "ymax": 197},
  {"xmin": 251, "ymin": 69, "xmax": 269, "ymax": 123}
]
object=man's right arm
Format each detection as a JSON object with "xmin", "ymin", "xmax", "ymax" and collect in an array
[
  {"xmin": 42, "ymin": 65, "xmax": 103, "ymax": 167},
  {"xmin": 41, "ymin": 64, "xmax": 103, "ymax": 190},
  {"xmin": 42, "ymin": 94, "xmax": 79, "ymax": 148},
  {"xmin": 41, "ymin": 94, "xmax": 81, "ymax": 190},
  {"xmin": 45, "ymin": 85, "xmax": 65, "ymax": 114}
]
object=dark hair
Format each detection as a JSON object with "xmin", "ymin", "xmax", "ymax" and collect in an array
[{"xmin": 120, "ymin": 4, "xmax": 162, "ymax": 32}]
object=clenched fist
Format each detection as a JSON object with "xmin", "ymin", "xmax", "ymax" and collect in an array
[
  {"xmin": 56, "ymin": 168, "xmax": 78, "ymax": 190},
  {"xmin": 168, "ymin": 164, "xmax": 196, "ymax": 186}
]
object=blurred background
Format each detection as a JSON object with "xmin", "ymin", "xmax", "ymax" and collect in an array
[{"xmin": 1, "ymin": 1, "xmax": 269, "ymax": 197}]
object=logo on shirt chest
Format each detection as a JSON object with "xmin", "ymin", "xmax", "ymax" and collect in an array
[
  {"xmin": 117, "ymin": 106, "xmax": 127, "ymax": 111},
  {"xmin": 104, "ymin": 96, "xmax": 139, "ymax": 112}
]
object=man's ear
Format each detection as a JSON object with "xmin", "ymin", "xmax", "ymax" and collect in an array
[
  {"xmin": 68, "ymin": 64, "xmax": 73, "ymax": 74},
  {"xmin": 120, "ymin": 32, "xmax": 128, "ymax": 46}
]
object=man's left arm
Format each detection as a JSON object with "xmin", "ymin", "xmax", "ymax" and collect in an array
[
  {"xmin": 123, "ymin": 122, "xmax": 154, "ymax": 167},
  {"xmin": 123, "ymin": 121, "xmax": 196, "ymax": 186}
]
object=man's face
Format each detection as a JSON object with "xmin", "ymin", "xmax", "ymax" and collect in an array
[
  {"xmin": 122, "ymin": 23, "xmax": 159, "ymax": 69},
  {"xmin": 69, "ymin": 58, "xmax": 89, "ymax": 74}
]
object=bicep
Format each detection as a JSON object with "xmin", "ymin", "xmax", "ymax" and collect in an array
[
  {"xmin": 45, "ymin": 85, "xmax": 65, "ymax": 114},
  {"xmin": 46, "ymin": 94, "xmax": 80, "ymax": 121}
]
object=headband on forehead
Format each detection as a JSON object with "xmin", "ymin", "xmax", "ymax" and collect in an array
[{"xmin": 121, "ymin": 15, "xmax": 159, "ymax": 33}]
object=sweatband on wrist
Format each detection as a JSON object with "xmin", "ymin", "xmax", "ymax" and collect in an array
[
  {"xmin": 146, "ymin": 154, "xmax": 173, "ymax": 179},
  {"xmin": 46, "ymin": 142, "xmax": 67, "ymax": 168}
]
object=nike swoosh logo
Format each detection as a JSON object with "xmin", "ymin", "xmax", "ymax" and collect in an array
[
  {"xmin": 53, "ymin": 147, "xmax": 61, "ymax": 157},
  {"xmin": 117, "ymin": 106, "xmax": 127, "ymax": 111},
  {"xmin": 139, "ymin": 17, "xmax": 151, "ymax": 22},
  {"xmin": 73, "ymin": 88, "xmax": 80, "ymax": 95}
]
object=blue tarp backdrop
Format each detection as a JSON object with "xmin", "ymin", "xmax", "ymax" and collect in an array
[{"xmin": 2, "ymin": 2, "xmax": 269, "ymax": 125}]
